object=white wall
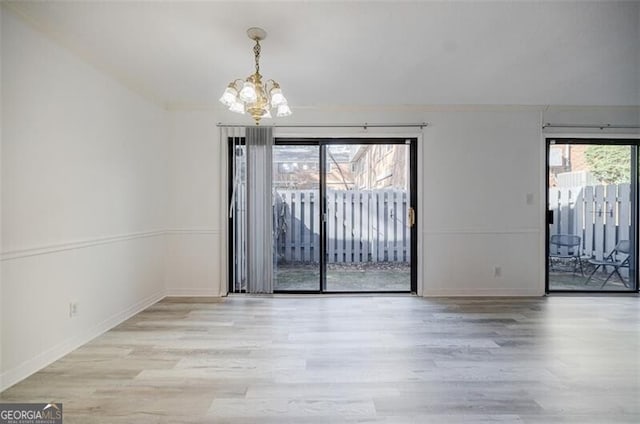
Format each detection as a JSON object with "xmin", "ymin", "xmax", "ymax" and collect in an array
[
  {"xmin": 173, "ymin": 106, "xmax": 636, "ymax": 298},
  {"xmin": 163, "ymin": 107, "xmax": 544, "ymax": 297},
  {"xmin": 1, "ymin": 9, "xmax": 168, "ymax": 390},
  {"xmin": 165, "ymin": 111, "xmax": 223, "ymax": 296},
  {"xmin": 420, "ymin": 111, "xmax": 542, "ymax": 296}
]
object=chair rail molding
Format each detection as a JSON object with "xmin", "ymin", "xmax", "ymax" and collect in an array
[{"xmin": 1, "ymin": 230, "xmax": 166, "ymax": 261}]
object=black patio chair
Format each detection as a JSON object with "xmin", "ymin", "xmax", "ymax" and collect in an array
[
  {"xmin": 549, "ymin": 234, "xmax": 584, "ymax": 276},
  {"xmin": 585, "ymin": 240, "xmax": 631, "ymax": 289}
]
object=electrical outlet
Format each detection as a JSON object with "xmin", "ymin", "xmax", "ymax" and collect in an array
[
  {"xmin": 69, "ymin": 302, "xmax": 79, "ymax": 318},
  {"xmin": 494, "ymin": 266, "xmax": 502, "ymax": 278}
]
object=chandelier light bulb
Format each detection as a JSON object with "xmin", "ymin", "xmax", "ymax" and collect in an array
[
  {"xmin": 219, "ymin": 85, "xmax": 238, "ymax": 107},
  {"xmin": 270, "ymin": 87, "xmax": 286, "ymax": 108},
  {"xmin": 239, "ymin": 81, "xmax": 257, "ymax": 103},
  {"xmin": 229, "ymin": 101, "xmax": 246, "ymax": 114},
  {"xmin": 276, "ymin": 103, "xmax": 292, "ymax": 117}
]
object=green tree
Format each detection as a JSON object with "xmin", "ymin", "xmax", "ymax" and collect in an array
[{"xmin": 584, "ymin": 145, "xmax": 630, "ymax": 184}]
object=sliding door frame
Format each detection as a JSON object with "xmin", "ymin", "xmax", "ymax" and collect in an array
[
  {"xmin": 545, "ymin": 137, "xmax": 640, "ymax": 294},
  {"xmin": 273, "ymin": 137, "xmax": 418, "ymax": 294},
  {"xmin": 227, "ymin": 136, "xmax": 419, "ymax": 294}
]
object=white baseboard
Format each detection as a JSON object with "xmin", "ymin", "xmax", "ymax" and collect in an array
[
  {"xmin": 423, "ymin": 288, "xmax": 544, "ymax": 297},
  {"xmin": 0, "ymin": 290, "xmax": 166, "ymax": 392},
  {"xmin": 165, "ymin": 288, "xmax": 221, "ymax": 297}
]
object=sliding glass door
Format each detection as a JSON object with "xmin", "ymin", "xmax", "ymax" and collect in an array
[
  {"xmin": 546, "ymin": 139, "xmax": 638, "ymax": 292},
  {"xmin": 229, "ymin": 137, "xmax": 417, "ymax": 293},
  {"xmin": 272, "ymin": 143, "xmax": 321, "ymax": 291},
  {"xmin": 323, "ymin": 143, "xmax": 413, "ymax": 291}
]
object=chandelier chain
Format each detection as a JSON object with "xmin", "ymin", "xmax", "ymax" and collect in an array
[{"xmin": 253, "ymin": 40, "xmax": 261, "ymax": 74}]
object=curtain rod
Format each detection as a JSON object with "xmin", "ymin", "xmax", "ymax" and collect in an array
[
  {"xmin": 217, "ymin": 122, "xmax": 428, "ymax": 129},
  {"xmin": 543, "ymin": 123, "xmax": 640, "ymax": 130}
]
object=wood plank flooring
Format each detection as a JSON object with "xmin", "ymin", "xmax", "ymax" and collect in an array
[{"xmin": 2, "ymin": 295, "xmax": 639, "ymax": 423}]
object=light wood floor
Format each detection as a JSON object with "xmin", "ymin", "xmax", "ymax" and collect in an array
[{"xmin": 2, "ymin": 295, "xmax": 639, "ymax": 423}]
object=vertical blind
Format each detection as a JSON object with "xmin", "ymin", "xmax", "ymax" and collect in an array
[
  {"xmin": 222, "ymin": 126, "xmax": 274, "ymax": 294},
  {"xmin": 245, "ymin": 127, "xmax": 274, "ymax": 293}
]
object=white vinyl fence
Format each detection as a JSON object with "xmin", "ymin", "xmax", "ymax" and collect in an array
[
  {"xmin": 274, "ymin": 189, "xmax": 411, "ymax": 264},
  {"xmin": 231, "ymin": 187, "xmax": 411, "ymax": 291},
  {"xmin": 549, "ymin": 183, "xmax": 631, "ymax": 260}
]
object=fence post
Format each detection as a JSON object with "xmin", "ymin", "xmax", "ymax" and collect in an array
[
  {"xmin": 574, "ymin": 187, "xmax": 585, "ymax": 254},
  {"xmin": 300, "ymin": 191, "xmax": 308, "ymax": 262},
  {"xmin": 353, "ymin": 191, "xmax": 361, "ymax": 263},
  {"xmin": 336, "ymin": 191, "xmax": 345, "ymax": 263},
  {"xmin": 327, "ymin": 190, "xmax": 335, "ymax": 263},
  {"xmin": 619, "ymin": 183, "xmax": 631, "ymax": 277},
  {"xmin": 583, "ymin": 186, "xmax": 595, "ymax": 258},
  {"xmin": 310, "ymin": 190, "xmax": 319, "ymax": 263},
  {"xmin": 378, "ymin": 192, "xmax": 386, "ymax": 261},
  {"xmin": 594, "ymin": 185, "xmax": 606, "ymax": 261},
  {"xmin": 362, "ymin": 192, "xmax": 370, "ymax": 262},
  {"xmin": 371, "ymin": 192, "xmax": 379, "ymax": 262},
  {"xmin": 604, "ymin": 185, "xmax": 618, "ymax": 256}
]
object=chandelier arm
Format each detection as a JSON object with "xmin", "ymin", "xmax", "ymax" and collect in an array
[{"xmin": 265, "ymin": 79, "xmax": 280, "ymax": 90}]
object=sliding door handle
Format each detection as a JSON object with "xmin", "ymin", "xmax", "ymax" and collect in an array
[{"xmin": 409, "ymin": 207, "xmax": 416, "ymax": 227}]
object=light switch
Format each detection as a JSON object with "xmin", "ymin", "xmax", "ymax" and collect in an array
[{"xmin": 526, "ymin": 193, "xmax": 534, "ymax": 205}]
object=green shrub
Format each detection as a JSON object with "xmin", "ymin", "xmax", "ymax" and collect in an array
[{"xmin": 584, "ymin": 145, "xmax": 631, "ymax": 184}]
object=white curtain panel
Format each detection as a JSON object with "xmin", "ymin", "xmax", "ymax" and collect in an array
[{"xmin": 245, "ymin": 126, "xmax": 274, "ymax": 294}]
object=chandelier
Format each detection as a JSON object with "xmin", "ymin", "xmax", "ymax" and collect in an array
[{"xmin": 219, "ymin": 27, "xmax": 292, "ymax": 125}]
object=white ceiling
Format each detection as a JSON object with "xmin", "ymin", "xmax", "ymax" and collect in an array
[{"xmin": 6, "ymin": 1, "xmax": 640, "ymax": 108}]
